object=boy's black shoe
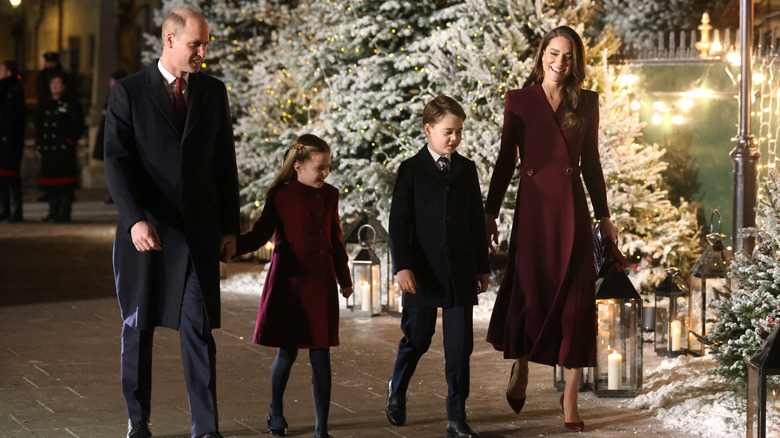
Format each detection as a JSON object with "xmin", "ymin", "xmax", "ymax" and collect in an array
[
  {"xmin": 386, "ymin": 378, "xmax": 406, "ymax": 426},
  {"xmin": 126, "ymin": 419, "xmax": 152, "ymax": 438},
  {"xmin": 446, "ymin": 419, "xmax": 479, "ymax": 438}
]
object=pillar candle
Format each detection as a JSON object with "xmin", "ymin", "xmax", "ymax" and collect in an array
[
  {"xmin": 608, "ymin": 350, "xmax": 622, "ymax": 390},
  {"xmin": 361, "ymin": 281, "xmax": 371, "ymax": 311},
  {"xmin": 671, "ymin": 319, "xmax": 682, "ymax": 351}
]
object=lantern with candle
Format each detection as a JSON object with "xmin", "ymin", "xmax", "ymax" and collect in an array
[
  {"xmin": 688, "ymin": 209, "xmax": 731, "ymax": 356},
  {"xmin": 654, "ymin": 254, "xmax": 690, "ymax": 357},
  {"xmin": 347, "ymin": 224, "xmax": 384, "ymax": 316},
  {"xmin": 593, "ymin": 269, "xmax": 643, "ymax": 397}
]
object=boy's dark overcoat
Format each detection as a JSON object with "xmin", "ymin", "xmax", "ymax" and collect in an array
[{"xmin": 389, "ymin": 146, "xmax": 491, "ymax": 308}]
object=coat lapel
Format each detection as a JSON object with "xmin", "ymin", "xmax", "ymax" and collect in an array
[
  {"xmin": 145, "ymin": 63, "xmax": 179, "ymax": 134},
  {"xmin": 419, "ymin": 146, "xmax": 442, "ymax": 178},
  {"xmin": 449, "ymin": 151, "xmax": 464, "ymax": 181},
  {"xmin": 183, "ymin": 73, "xmax": 209, "ymax": 140},
  {"xmin": 536, "ymin": 84, "xmax": 577, "ymax": 164}
]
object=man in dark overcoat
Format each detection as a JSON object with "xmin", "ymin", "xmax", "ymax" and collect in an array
[
  {"xmin": 0, "ymin": 61, "xmax": 26, "ymax": 222},
  {"xmin": 103, "ymin": 8, "xmax": 239, "ymax": 438}
]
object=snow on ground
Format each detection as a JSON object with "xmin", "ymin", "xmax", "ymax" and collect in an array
[
  {"xmin": 222, "ymin": 272, "xmax": 780, "ymax": 437},
  {"xmin": 221, "ymin": 269, "xmax": 267, "ymax": 295}
]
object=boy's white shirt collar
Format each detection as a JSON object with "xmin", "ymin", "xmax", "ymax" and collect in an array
[
  {"xmin": 426, "ymin": 145, "xmax": 450, "ymax": 163},
  {"xmin": 157, "ymin": 59, "xmax": 189, "ymax": 84}
]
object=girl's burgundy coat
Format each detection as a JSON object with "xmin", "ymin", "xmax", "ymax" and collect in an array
[
  {"xmin": 236, "ymin": 179, "xmax": 352, "ymax": 349},
  {"xmin": 485, "ymin": 84, "xmax": 609, "ymax": 368}
]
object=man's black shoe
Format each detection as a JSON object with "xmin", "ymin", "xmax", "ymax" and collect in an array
[
  {"xmin": 385, "ymin": 378, "xmax": 406, "ymax": 426},
  {"xmin": 195, "ymin": 433, "xmax": 223, "ymax": 438},
  {"xmin": 126, "ymin": 419, "xmax": 152, "ymax": 438},
  {"xmin": 446, "ymin": 419, "xmax": 479, "ymax": 438}
]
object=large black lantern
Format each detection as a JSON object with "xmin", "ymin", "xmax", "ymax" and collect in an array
[
  {"xmin": 747, "ymin": 317, "xmax": 780, "ymax": 438},
  {"xmin": 348, "ymin": 224, "xmax": 384, "ymax": 316},
  {"xmin": 654, "ymin": 255, "xmax": 690, "ymax": 357},
  {"xmin": 594, "ymin": 270, "xmax": 643, "ymax": 397},
  {"xmin": 689, "ymin": 209, "xmax": 731, "ymax": 356},
  {"xmin": 343, "ymin": 205, "xmax": 394, "ymax": 313}
]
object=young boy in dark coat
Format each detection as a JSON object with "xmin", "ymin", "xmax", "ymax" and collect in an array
[{"xmin": 386, "ymin": 95, "xmax": 490, "ymax": 438}]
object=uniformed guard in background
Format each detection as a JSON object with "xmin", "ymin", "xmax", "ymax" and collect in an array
[
  {"xmin": 35, "ymin": 72, "xmax": 84, "ymax": 222},
  {"xmin": 0, "ymin": 60, "xmax": 27, "ymax": 222}
]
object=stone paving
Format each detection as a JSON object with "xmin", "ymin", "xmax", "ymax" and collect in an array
[{"xmin": 0, "ymin": 198, "xmax": 691, "ymax": 437}]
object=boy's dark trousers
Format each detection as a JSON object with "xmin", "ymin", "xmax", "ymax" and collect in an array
[{"xmin": 390, "ymin": 304, "xmax": 473, "ymax": 421}]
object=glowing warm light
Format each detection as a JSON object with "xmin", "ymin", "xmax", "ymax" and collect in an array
[
  {"xmin": 10, "ymin": 0, "xmax": 21, "ymax": 6},
  {"xmin": 688, "ymin": 88, "xmax": 714, "ymax": 99},
  {"xmin": 727, "ymin": 51, "xmax": 741, "ymax": 66},
  {"xmin": 710, "ymin": 40, "xmax": 722, "ymax": 54},
  {"xmin": 617, "ymin": 74, "xmax": 638, "ymax": 87},
  {"xmin": 652, "ymin": 101, "xmax": 667, "ymax": 111},
  {"xmin": 264, "ymin": 241, "xmax": 274, "ymax": 251},
  {"xmin": 630, "ymin": 100, "xmax": 641, "ymax": 111},
  {"xmin": 678, "ymin": 98, "xmax": 694, "ymax": 111},
  {"xmin": 753, "ymin": 73, "xmax": 765, "ymax": 84},
  {"xmin": 672, "ymin": 115, "xmax": 684, "ymax": 124},
  {"xmin": 651, "ymin": 113, "xmax": 662, "ymax": 125}
]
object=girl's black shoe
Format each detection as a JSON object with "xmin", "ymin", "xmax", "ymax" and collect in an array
[{"xmin": 267, "ymin": 415, "xmax": 287, "ymax": 437}]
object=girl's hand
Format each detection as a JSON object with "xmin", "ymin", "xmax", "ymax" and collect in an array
[
  {"xmin": 477, "ymin": 273, "xmax": 489, "ymax": 293},
  {"xmin": 341, "ymin": 286, "xmax": 354, "ymax": 299}
]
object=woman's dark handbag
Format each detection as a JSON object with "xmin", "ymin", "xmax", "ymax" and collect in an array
[{"xmin": 593, "ymin": 222, "xmax": 627, "ymax": 278}]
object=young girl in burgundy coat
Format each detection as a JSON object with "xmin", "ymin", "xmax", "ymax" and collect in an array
[{"xmin": 235, "ymin": 134, "xmax": 353, "ymax": 438}]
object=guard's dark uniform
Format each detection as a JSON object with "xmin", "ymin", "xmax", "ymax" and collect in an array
[
  {"xmin": 0, "ymin": 73, "xmax": 26, "ymax": 221},
  {"xmin": 35, "ymin": 93, "xmax": 84, "ymax": 222}
]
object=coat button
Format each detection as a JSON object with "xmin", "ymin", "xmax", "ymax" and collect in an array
[
  {"xmin": 564, "ymin": 166, "xmax": 573, "ymax": 175},
  {"xmin": 526, "ymin": 169, "xmax": 535, "ymax": 176}
]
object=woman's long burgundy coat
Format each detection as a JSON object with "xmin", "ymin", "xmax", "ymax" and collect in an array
[
  {"xmin": 236, "ymin": 179, "xmax": 352, "ymax": 349},
  {"xmin": 485, "ymin": 84, "xmax": 610, "ymax": 368}
]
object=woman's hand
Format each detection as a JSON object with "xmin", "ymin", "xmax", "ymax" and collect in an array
[
  {"xmin": 341, "ymin": 286, "xmax": 354, "ymax": 299},
  {"xmin": 486, "ymin": 213, "xmax": 499, "ymax": 252},
  {"xmin": 599, "ymin": 217, "xmax": 619, "ymax": 242}
]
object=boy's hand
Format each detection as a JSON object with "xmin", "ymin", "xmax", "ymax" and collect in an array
[
  {"xmin": 477, "ymin": 273, "xmax": 489, "ymax": 293},
  {"xmin": 485, "ymin": 214, "xmax": 498, "ymax": 252},
  {"xmin": 397, "ymin": 269, "xmax": 418, "ymax": 294},
  {"xmin": 341, "ymin": 286, "xmax": 354, "ymax": 299}
]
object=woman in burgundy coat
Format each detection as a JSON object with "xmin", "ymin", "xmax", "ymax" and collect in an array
[
  {"xmin": 235, "ymin": 134, "xmax": 353, "ymax": 438},
  {"xmin": 484, "ymin": 26, "xmax": 620, "ymax": 432}
]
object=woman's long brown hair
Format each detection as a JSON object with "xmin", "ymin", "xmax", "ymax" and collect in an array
[{"xmin": 523, "ymin": 26, "xmax": 587, "ymax": 132}]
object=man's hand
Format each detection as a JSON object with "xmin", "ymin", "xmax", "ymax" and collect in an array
[
  {"xmin": 486, "ymin": 213, "xmax": 499, "ymax": 252},
  {"xmin": 477, "ymin": 273, "xmax": 490, "ymax": 294},
  {"xmin": 397, "ymin": 269, "xmax": 418, "ymax": 294},
  {"xmin": 341, "ymin": 286, "xmax": 354, "ymax": 299},
  {"xmin": 220, "ymin": 234, "xmax": 236, "ymax": 261},
  {"xmin": 130, "ymin": 220, "xmax": 162, "ymax": 252}
]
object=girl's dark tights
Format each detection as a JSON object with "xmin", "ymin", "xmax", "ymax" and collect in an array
[{"xmin": 269, "ymin": 347, "xmax": 331, "ymax": 436}]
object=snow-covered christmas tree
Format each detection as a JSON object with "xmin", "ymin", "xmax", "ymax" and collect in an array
[
  {"xmin": 709, "ymin": 171, "xmax": 780, "ymax": 393},
  {"xmin": 587, "ymin": 57, "xmax": 700, "ymax": 290}
]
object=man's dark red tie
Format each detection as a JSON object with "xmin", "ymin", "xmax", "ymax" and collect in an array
[{"xmin": 174, "ymin": 77, "xmax": 187, "ymax": 130}]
